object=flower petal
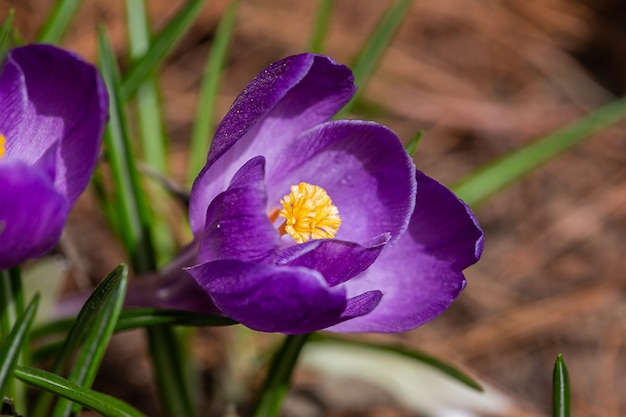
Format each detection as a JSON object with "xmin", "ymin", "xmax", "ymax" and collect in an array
[
  {"xmin": 198, "ymin": 156, "xmax": 278, "ymax": 263},
  {"xmin": 266, "ymin": 120, "xmax": 416, "ymax": 246},
  {"xmin": 3, "ymin": 44, "xmax": 108, "ymax": 204},
  {"xmin": 275, "ymin": 233, "xmax": 389, "ymax": 286},
  {"xmin": 190, "ymin": 54, "xmax": 355, "ymax": 235},
  {"xmin": 0, "ymin": 161, "xmax": 69, "ymax": 269},
  {"xmin": 328, "ymin": 171, "xmax": 484, "ymax": 333},
  {"xmin": 186, "ymin": 260, "xmax": 380, "ymax": 334},
  {"xmin": 0, "ymin": 54, "xmax": 27, "ymax": 144}
]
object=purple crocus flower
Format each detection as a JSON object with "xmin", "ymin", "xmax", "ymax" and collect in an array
[
  {"xmin": 0, "ymin": 45, "xmax": 108, "ymax": 270},
  {"xmin": 130, "ymin": 54, "xmax": 483, "ymax": 334}
]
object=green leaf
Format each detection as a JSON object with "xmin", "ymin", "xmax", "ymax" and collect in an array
[
  {"xmin": 252, "ymin": 334, "xmax": 311, "ymax": 417},
  {"xmin": 36, "ymin": 0, "xmax": 82, "ymax": 43},
  {"xmin": 30, "ymin": 309, "xmax": 236, "ymax": 363},
  {"xmin": 147, "ymin": 326, "xmax": 199, "ymax": 417},
  {"xmin": 121, "ymin": 0, "xmax": 210, "ymax": 100},
  {"xmin": 553, "ymin": 354, "xmax": 570, "ymax": 417},
  {"xmin": 186, "ymin": 0, "xmax": 239, "ymax": 185},
  {"xmin": 452, "ymin": 97, "xmax": 626, "ymax": 207},
  {"xmin": 0, "ymin": 268, "xmax": 24, "ymax": 340},
  {"xmin": 31, "ymin": 265, "xmax": 127, "ymax": 417},
  {"xmin": 14, "ymin": 366, "xmax": 146, "ymax": 417},
  {"xmin": 309, "ymin": 0, "xmax": 333, "ymax": 54},
  {"xmin": 51, "ymin": 265, "xmax": 128, "ymax": 417},
  {"xmin": 0, "ymin": 295, "xmax": 39, "ymax": 401},
  {"xmin": 405, "ymin": 129, "xmax": 424, "ymax": 157},
  {"xmin": 0, "ymin": 10, "xmax": 15, "ymax": 56},
  {"xmin": 311, "ymin": 334, "xmax": 482, "ymax": 392},
  {"xmin": 98, "ymin": 28, "xmax": 157, "ymax": 272},
  {"xmin": 126, "ymin": 0, "xmax": 176, "ymax": 265},
  {"xmin": 336, "ymin": 0, "xmax": 413, "ymax": 117}
]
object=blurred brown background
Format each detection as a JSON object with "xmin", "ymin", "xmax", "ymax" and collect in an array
[{"xmin": 2, "ymin": 0, "xmax": 626, "ymax": 416}]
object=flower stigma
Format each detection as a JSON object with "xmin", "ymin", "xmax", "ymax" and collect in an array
[
  {"xmin": 0, "ymin": 134, "xmax": 5, "ymax": 158},
  {"xmin": 277, "ymin": 182, "xmax": 341, "ymax": 244}
]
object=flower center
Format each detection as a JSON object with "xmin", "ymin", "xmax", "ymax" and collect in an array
[
  {"xmin": 0, "ymin": 134, "xmax": 5, "ymax": 158},
  {"xmin": 277, "ymin": 182, "xmax": 341, "ymax": 244}
]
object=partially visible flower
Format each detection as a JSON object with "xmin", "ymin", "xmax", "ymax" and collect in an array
[
  {"xmin": 127, "ymin": 54, "xmax": 483, "ymax": 334},
  {"xmin": 0, "ymin": 44, "xmax": 108, "ymax": 270}
]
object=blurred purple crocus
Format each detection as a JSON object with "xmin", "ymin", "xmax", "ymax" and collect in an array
[
  {"xmin": 0, "ymin": 45, "xmax": 108, "ymax": 270},
  {"xmin": 132, "ymin": 54, "xmax": 483, "ymax": 334}
]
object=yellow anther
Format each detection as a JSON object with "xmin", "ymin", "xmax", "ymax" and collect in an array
[
  {"xmin": 278, "ymin": 182, "xmax": 341, "ymax": 243},
  {"xmin": 0, "ymin": 134, "xmax": 5, "ymax": 158}
]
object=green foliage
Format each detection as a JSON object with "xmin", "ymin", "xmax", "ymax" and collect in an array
[
  {"xmin": 553, "ymin": 354, "xmax": 570, "ymax": 417},
  {"xmin": 14, "ymin": 366, "xmax": 146, "ymax": 417}
]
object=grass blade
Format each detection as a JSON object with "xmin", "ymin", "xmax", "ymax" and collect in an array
[
  {"xmin": 0, "ymin": 295, "xmax": 39, "ymax": 403},
  {"xmin": 121, "ymin": 0, "xmax": 210, "ymax": 100},
  {"xmin": 309, "ymin": 0, "xmax": 333, "ymax": 54},
  {"xmin": 311, "ymin": 334, "xmax": 482, "ymax": 392},
  {"xmin": 0, "ymin": 10, "xmax": 15, "ymax": 56},
  {"xmin": 186, "ymin": 0, "xmax": 239, "ymax": 184},
  {"xmin": 126, "ymin": 0, "xmax": 177, "ymax": 265},
  {"xmin": 252, "ymin": 334, "xmax": 310, "ymax": 417},
  {"xmin": 553, "ymin": 354, "xmax": 570, "ymax": 417},
  {"xmin": 51, "ymin": 265, "xmax": 128, "ymax": 417},
  {"xmin": 36, "ymin": 0, "xmax": 82, "ymax": 44},
  {"xmin": 405, "ymin": 129, "xmax": 424, "ymax": 157},
  {"xmin": 31, "ymin": 265, "xmax": 127, "ymax": 417},
  {"xmin": 147, "ymin": 326, "xmax": 199, "ymax": 417},
  {"xmin": 452, "ymin": 97, "xmax": 626, "ymax": 207},
  {"xmin": 336, "ymin": 0, "xmax": 413, "ymax": 117},
  {"xmin": 98, "ymin": 28, "xmax": 157, "ymax": 272},
  {"xmin": 15, "ymin": 366, "xmax": 146, "ymax": 417}
]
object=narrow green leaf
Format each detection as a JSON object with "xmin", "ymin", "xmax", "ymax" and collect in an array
[
  {"xmin": 98, "ymin": 28, "xmax": 157, "ymax": 272},
  {"xmin": 30, "ymin": 309, "xmax": 236, "ymax": 363},
  {"xmin": 336, "ymin": 0, "xmax": 413, "ymax": 117},
  {"xmin": 405, "ymin": 129, "xmax": 424, "ymax": 157},
  {"xmin": 309, "ymin": 0, "xmax": 333, "ymax": 54},
  {"xmin": 31, "ymin": 265, "xmax": 127, "ymax": 417},
  {"xmin": 126, "ymin": 0, "xmax": 177, "ymax": 265},
  {"xmin": 0, "ymin": 268, "xmax": 24, "ymax": 339},
  {"xmin": 0, "ymin": 267, "xmax": 27, "ymax": 407},
  {"xmin": 553, "ymin": 354, "xmax": 570, "ymax": 417},
  {"xmin": 14, "ymin": 366, "xmax": 146, "ymax": 417},
  {"xmin": 252, "ymin": 334, "xmax": 310, "ymax": 417},
  {"xmin": 121, "ymin": 0, "xmax": 210, "ymax": 100},
  {"xmin": 52, "ymin": 265, "xmax": 128, "ymax": 417},
  {"xmin": 0, "ymin": 10, "xmax": 15, "ymax": 56},
  {"xmin": 147, "ymin": 326, "xmax": 199, "ymax": 417},
  {"xmin": 311, "ymin": 334, "xmax": 483, "ymax": 392},
  {"xmin": 186, "ymin": 0, "xmax": 239, "ymax": 185},
  {"xmin": 0, "ymin": 295, "xmax": 39, "ymax": 401},
  {"xmin": 127, "ymin": 0, "xmax": 169, "ymax": 175},
  {"xmin": 36, "ymin": 0, "xmax": 82, "ymax": 44},
  {"xmin": 452, "ymin": 97, "xmax": 626, "ymax": 207}
]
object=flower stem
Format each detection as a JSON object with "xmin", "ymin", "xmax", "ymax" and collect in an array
[{"xmin": 252, "ymin": 333, "xmax": 311, "ymax": 417}]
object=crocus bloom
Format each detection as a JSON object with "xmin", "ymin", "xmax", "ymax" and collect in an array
[
  {"xmin": 131, "ymin": 54, "xmax": 483, "ymax": 334},
  {"xmin": 0, "ymin": 44, "xmax": 108, "ymax": 270}
]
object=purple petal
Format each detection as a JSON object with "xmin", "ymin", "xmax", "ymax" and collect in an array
[
  {"xmin": 328, "ymin": 171, "xmax": 484, "ymax": 333},
  {"xmin": 186, "ymin": 260, "xmax": 379, "ymax": 334},
  {"xmin": 0, "ymin": 161, "xmax": 69, "ymax": 269},
  {"xmin": 190, "ymin": 54, "xmax": 355, "ymax": 236},
  {"xmin": 266, "ymin": 120, "xmax": 416, "ymax": 246},
  {"xmin": 198, "ymin": 156, "xmax": 279, "ymax": 263},
  {"xmin": 2, "ymin": 44, "xmax": 108, "ymax": 204},
  {"xmin": 0, "ymin": 55, "xmax": 27, "ymax": 144},
  {"xmin": 275, "ymin": 233, "xmax": 389, "ymax": 286}
]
